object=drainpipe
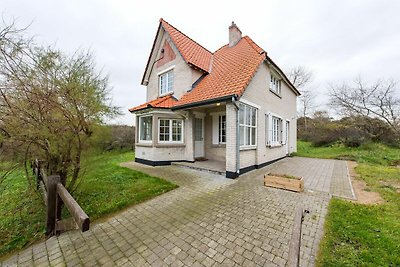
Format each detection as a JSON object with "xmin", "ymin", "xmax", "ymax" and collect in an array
[{"xmin": 232, "ymin": 95, "xmax": 240, "ymax": 176}]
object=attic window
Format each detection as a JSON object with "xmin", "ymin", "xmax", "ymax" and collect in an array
[
  {"xmin": 270, "ymin": 73, "xmax": 281, "ymax": 95},
  {"xmin": 159, "ymin": 70, "xmax": 174, "ymax": 96}
]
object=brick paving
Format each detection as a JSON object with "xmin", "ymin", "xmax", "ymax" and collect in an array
[{"xmin": 1, "ymin": 157, "xmax": 353, "ymax": 267}]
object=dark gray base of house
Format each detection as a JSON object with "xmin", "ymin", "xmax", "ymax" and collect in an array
[
  {"xmin": 135, "ymin": 156, "xmax": 287, "ymax": 178},
  {"xmin": 135, "ymin": 158, "xmax": 194, "ymax": 166},
  {"xmin": 225, "ymin": 156, "xmax": 287, "ymax": 179}
]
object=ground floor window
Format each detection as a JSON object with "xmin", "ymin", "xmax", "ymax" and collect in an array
[
  {"xmin": 139, "ymin": 116, "xmax": 152, "ymax": 142},
  {"xmin": 272, "ymin": 116, "xmax": 281, "ymax": 143},
  {"xmin": 219, "ymin": 115, "xmax": 226, "ymax": 144},
  {"xmin": 266, "ymin": 113, "xmax": 283, "ymax": 146},
  {"xmin": 239, "ymin": 103, "xmax": 257, "ymax": 147},
  {"xmin": 159, "ymin": 118, "xmax": 183, "ymax": 142}
]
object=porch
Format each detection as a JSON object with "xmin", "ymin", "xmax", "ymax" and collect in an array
[{"xmin": 172, "ymin": 159, "xmax": 226, "ymax": 176}]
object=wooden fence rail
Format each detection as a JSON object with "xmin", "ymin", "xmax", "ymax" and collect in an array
[
  {"xmin": 286, "ymin": 206, "xmax": 305, "ymax": 267},
  {"xmin": 32, "ymin": 160, "xmax": 90, "ymax": 236}
]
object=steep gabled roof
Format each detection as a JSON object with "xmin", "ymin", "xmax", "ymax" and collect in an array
[
  {"xmin": 129, "ymin": 94, "xmax": 177, "ymax": 112},
  {"xmin": 160, "ymin": 19, "xmax": 212, "ymax": 73},
  {"xmin": 134, "ymin": 19, "xmax": 299, "ymax": 113},
  {"xmin": 172, "ymin": 36, "xmax": 266, "ymax": 109}
]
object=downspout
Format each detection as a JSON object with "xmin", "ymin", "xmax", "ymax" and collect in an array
[{"xmin": 232, "ymin": 95, "xmax": 240, "ymax": 176}]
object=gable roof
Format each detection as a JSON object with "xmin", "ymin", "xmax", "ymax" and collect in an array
[
  {"xmin": 160, "ymin": 19, "xmax": 212, "ymax": 73},
  {"xmin": 134, "ymin": 19, "xmax": 299, "ymax": 113},
  {"xmin": 129, "ymin": 94, "xmax": 177, "ymax": 112},
  {"xmin": 173, "ymin": 36, "xmax": 266, "ymax": 109}
]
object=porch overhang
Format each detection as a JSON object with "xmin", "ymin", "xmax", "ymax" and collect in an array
[{"xmin": 171, "ymin": 94, "xmax": 237, "ymax": 111}]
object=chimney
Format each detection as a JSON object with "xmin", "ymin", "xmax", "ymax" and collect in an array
[{"xmin": 229, "ymin": 21, "xmax": 242, "ymax": 47}]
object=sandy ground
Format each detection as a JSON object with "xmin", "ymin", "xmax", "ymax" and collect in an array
[{"xmin": 347, "ymin": 161, "xmax": 384, "ymax": 205}]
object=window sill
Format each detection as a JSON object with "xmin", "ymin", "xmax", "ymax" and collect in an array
[
  {"xmin": 267, "ymin": 143, "xmax": 282, "ymax": 148},
  {"xmin": 159, "ymin": 91, "xmax": 174, "ymax": 98},
  {"xmin": 240, "ymin": 146, "xmax": 257, "ymax": 151},
  {"xmin": 155, "ymin": 143, "xmax": 185, "ymax": 148},
  {"xmin": 211, "ymin": 143, "xmax": 226, "ymax": 148},
  {"xmin": 269, "ymin": 89, "xmax": 282, "ymax": 98},
  {"xmin": 136, "ymin": 142, "xmax": 153, "ymax": 147}
]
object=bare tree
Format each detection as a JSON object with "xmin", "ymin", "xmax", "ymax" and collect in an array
[
  {"xmin": 329, "ymin": 78, "xmax": 400, "ymax": 133},
  {"xmin": 287, "ymin": 66, "xmax": 315, "ymax": 128},
  {"xmin": 0, "ymin": 20, "xmax": 118, "ymax": 192}
]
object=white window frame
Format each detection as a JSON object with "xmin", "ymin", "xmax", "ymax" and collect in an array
[
  {"xmin": 266, "ymin": 112, "xmax": 283, "ymax": 147},
  {"xmin": 211, "ymin": 111, "xmax": 226, "ymax": 145},
  {"xmin": 239, "ymin": 103, "xmax": 257, "ymax": 149},
  {"xmin": 271, "ymin": 116, "xmax": 281, "ymax": 144},
  {"xmin": 270, "ymin": 72, "xmax": 281, "ymax": 95},
  {"xmin": 158, "ymin": 118, "xmax": 184, "ymax": 143},
  {"xmin": 159, "ymin": 69, "xmax": 174, "ymax": 96},
  {"xmin": 218, "ymin": 115, "xmax": 226, "ymax": 144},
  {"xmin": 138, "ymin": 115, "xmax": 153, "ymax": 143}
]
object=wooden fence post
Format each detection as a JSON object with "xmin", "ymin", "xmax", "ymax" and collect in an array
[{"xmin": 46, "ymin": 175, "xmax": 61, "ymax": 236}]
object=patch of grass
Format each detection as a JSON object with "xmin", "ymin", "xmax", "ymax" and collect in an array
[
  {"xmin": 295, "ymin": 141, "xmax": 400, "ymax": 266},
  {"xmin": 74, "ymin": 150, "xmax": 177, "ymax": 220},
  {"xmin": 294, "ymin": 140, "xmax": 400, "ymax": 166},
  {"xmin": 0, "ymin": 150, "xmax": 177, "ymax": 257},
  {"xmin": 317, "ymin": 199, "xmax": 400, "ymax": 266}
]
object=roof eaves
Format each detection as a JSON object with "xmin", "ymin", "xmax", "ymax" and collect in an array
[
  {"xmin": 172, "ymin": 94, "xmax": 236, "ymax": 111},
  {"xmin": 141, "ymin": 21, "xmax": 163, "ymax": 86},
  {"xmin": 266, "ymin": 55, "xmax": 301, "ymax": 96}
]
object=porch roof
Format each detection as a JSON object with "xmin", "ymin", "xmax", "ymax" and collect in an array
[{"xmin": 128, "ymin": 94, "xmax": 177, "ymax": 112}]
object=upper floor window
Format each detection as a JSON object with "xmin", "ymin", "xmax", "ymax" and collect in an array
[
  {"xmin": 159, "ymin": 70, "xmax": 174, "ymax": 96},
  {"xmin": 270, "ymin": 74, "xmax": 281, "ymax": 95}
]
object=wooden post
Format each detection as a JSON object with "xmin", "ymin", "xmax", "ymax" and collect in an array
[
  {"xmin": 286, "ymin": 206, "xmax": 304, "ymax": 267},
  {"xmin": 46, "ymin": 175, "xmax": 61, "ymax": 236}
]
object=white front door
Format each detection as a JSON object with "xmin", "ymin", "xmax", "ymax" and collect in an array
[{"xmin": 194, "ymin": 117, "xmax": 204, "ymax": 158}]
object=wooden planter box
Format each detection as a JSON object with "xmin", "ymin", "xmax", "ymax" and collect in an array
[{"xmin": 264, "ymin": 173, "xmax": 304, "ymax": 192}]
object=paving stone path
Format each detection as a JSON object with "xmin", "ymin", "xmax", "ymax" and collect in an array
[{"xmin": 1, "ymin": 157, "xmax": 353, "ymax": 267}]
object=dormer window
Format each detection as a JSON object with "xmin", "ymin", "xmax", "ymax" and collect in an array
[
  {"xmin": 159, "ymin": 70, "xmax": 174, "ymax": 96},
  {"xmin": 270, "ymin": 73, "xmax": 281, "ymax": 95}
]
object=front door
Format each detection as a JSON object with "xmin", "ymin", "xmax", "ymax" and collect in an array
[{"xmin": 194, "ymin": 117, "xmax": 204, "ymax": 158}]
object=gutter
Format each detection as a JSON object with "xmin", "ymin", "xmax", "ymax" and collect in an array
[
  {"xmin": 231, "ymin": 95, "xmax": 240, "ymax": 175},
  {"xmin": 171, "ymin": 95, "xmax": 235, "ymax": 111}
]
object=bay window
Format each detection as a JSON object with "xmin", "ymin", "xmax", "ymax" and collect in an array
[
  {"xmin": 159, "ymin": 118, "xmax": 183, "ymax": 142},
  {"xmin": 139, "ymin": 116, "xmax": 152, "ymax": 142}
]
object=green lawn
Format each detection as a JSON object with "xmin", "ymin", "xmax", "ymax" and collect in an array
[
  {"xmin": 0, "ymin": 150, "xmax": 177, "ymax": 257},
  {"xmin": 294, "ymin": 141, "xmax": 400, "ymax": 266}
]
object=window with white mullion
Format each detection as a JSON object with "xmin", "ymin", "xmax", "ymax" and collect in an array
[
  {"xmin": 239, "ymin": 103, "xmax": 257, "ymax": 147},
  {"xmin": 271, "ymin": 116, "xmax": 281, "ymax": 144},
  {"xmin": 159, "ymin": 118, "xmax": 183, "ymax": 143},
  {"xmin": 159, "ymin": 70, "xmax": 174, "ymax": 95},
  {"xmin": 139, "ymin": 116, "xmax": 153, "ymax": 142},
  {"xmin": 218, "ymin": 115, "xmax": 226, "ymax": 144},
  {"xmin": 270, "ymin": 73, "xmax": 281, "ymax": 95}
]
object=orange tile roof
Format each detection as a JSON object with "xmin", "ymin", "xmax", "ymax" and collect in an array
[
  {"xmin": 160, "ymin": 19, "xmax": 212, "ymax": 73},
  {"xmin": 173, "ymin": 36, "xmax": 266, "ymax": 108},
  {"xmin": 129, "ymin": 94, "xmax": 177, "ymax": 112},
  {"xmin": 133, "ymin": 20, "xmax": 299, "ymax": 113}
]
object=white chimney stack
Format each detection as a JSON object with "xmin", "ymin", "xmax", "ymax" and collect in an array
[{"xmin": 229, "ymin": 21, "xmax": 242, "ymax": 47}]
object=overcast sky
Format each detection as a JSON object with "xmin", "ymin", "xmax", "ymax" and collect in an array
[{"xmin": 2, "ymin": 0, "xmax": 400, "ymax": 125}]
